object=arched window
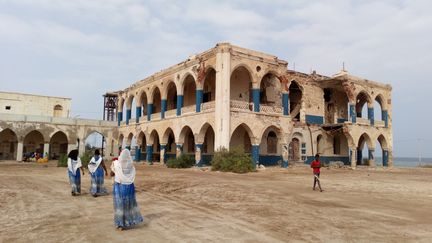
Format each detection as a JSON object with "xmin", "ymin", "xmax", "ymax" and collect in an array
[
  {"xmin": 267, "ymin": 131, "xmax": 277, "ymax": 154},
  {"xmin": 53, "ymin": 105, "xmax": 63, "ymax": 117}
]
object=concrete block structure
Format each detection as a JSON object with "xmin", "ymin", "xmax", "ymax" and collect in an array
[{"xmin": 114, "ymin": 43, "xmax": 393, "ymax": 168}]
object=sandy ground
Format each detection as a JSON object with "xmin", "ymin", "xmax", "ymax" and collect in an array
[{"xmin": 0, "ymin": 162, "xmax": 431, "ymax": 243}]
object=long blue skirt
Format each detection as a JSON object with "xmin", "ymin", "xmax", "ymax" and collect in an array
[
  {"xmin": 113, "ymin": 182, "xmax": 143, "ymax": 228},
  {"xmin": 68, "ymin": 169, "xmax": 81, "ymax": 194},
  {"xmin": 90, "ymin": 166, "xmax": 108, "ymax": 196}
]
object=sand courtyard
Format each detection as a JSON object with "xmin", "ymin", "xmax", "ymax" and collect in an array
[{"xmin": 0, "ymin": 162, "xmax": 431, "ymax": 243}]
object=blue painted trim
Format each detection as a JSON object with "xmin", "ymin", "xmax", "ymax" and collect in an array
[
  {"xmin": 136, "ymin": 106, "xmax": 141, "ymax": 123},
  {"xmin": 146, "ymin": 145, "xmax": 153, "ymax": 164},
  {"xmin": 305, "ymin": 156, "xmax": 350, "ymax": 165},
  {"xmin": 252, "ymin": 89, "xmax": 260, "ymax": 112},
  {"xmin": 176, "ymin": 95, "xmax": 183, "ymax": 116},
  {"xmin": 134, "ymin": 147, "xmax": 141, "ymax": 161},
  {"xmin": 258, "ymin": 155, "xmax": 282, "ymax": 166},
  {"xmin": 147, "ymin": 104, "xmax": 153, "ymax": 121},
  {"xmin": 368, "ymin": 107, "xmax": 374, "ymax": 126},
  {"xmin": 350, "ymin": 104, "xmax": 356, "ymax": 123},
  {"xmin": 337, "ymin": 118, "xmax": 348, "ymax": 124},
  {"xmin": 126, "ymin": 109, "xmax": 131, "ymax": 125},
  {"xmin": 251, "ymin": 145, "xmax": 259, "ymax": 167},
  {"xmin": 282, "ymin": 93, "xmax": 289, "ymax": 116},
  {"xmin": 383, "ymin": 150, "xmax": 389, "ymax": 167},
  {"xmin": 382, "ymin": 110, "xmax": 388, "ymax": 127},
  {"xmin": 201, "ymin": 154, "xmax": 213, "ymax": 166},
  {"xmin": 195, "ymin": 144, "xmax": 203, "ymax": 166},
  {"xmin": 196, "ymin": 90, "xmax": 203, "ymax": 112},
  {"xmin": 117, "ymin": 111, "xmax": 122, "ymax": 126},
  {"xmin": 305, "ymin": 115, "xmax": 324, "ymax": 125},
  {"xmin": 161, "ymin": 99, "xmax": 167, "ymax": 119}
]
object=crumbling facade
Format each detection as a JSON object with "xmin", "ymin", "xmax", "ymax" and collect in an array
[
  {"xmin": 115, "ymin": 43, "xmax": 393, "ymax": 168},
  {"xmin": 0, "ymin": 92, "xmax": 118, "ymax": 161}
]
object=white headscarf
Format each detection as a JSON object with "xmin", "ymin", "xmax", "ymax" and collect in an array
[
  {"xmin": 67, "ymin": 158, "xmax": 82, "ymax": 176},
  {"xmin": 111, "ymin": 149, "xmax": 136, "ymax": 185},
  {"xmin": 88, "ymin": 156, "xmax": 102, "ymax": 174}
]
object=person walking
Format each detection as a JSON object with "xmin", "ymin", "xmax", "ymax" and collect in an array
[
  {"xmin": 67, "ymin": 149, "xmax": 85, "ymax": 196},
  {"xmin": 111, "ymin": 149, "xmax": 143, "ymax": 230},
  {"xmin": 311, "ymin": 154, "xmax": 323, "ymax": 192},
  {"xmin": 88, "ymin": 149, "xmax": 108, "ymax": 197}
]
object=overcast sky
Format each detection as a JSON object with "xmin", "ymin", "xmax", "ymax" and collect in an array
[{"xmin": 1, "ymin": 0, "xmax": 431, "ymax": 157}]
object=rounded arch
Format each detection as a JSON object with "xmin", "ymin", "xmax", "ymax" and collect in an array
[
  {"xmin": 53, "ymin": 104, "xmax": 63, "ymax": 117},
  {"xmin": 202, "ymin": 68, "xmax": 216, "ymax": 103},
  {"xmin": 126, "ymin": 132, "xmax": 134, "ymax": 146},
  {"xmin": 229, "ymin": 123, "xmax": 254, "ymax": 153},
  {"xmin": 23, "ymin": 130, "xmax": 45, "ymax": 155},
  {"xmin": 0, "ymin": 128, "xmax": 18, "ymax": 160},
  {"xmin": 137, "ymin": 89, "xmax": 149, "ymax": 118},
  {"xmin": 181, "ymin": 74, "xmax": 196, "ymax": 107},
  {"xmin": 259, "ymin": 72, "xmax": 282, "ymax": 107},
  {"xmin": 358, "ymin": 132, "xmax": 373, "ymax": 149},
  {"xmin": 197, "ymin": 122, "xmax": 215, "ymax": 143},
  {"xmin": 149, "ymin": 129, "xmax": 160, "ymax": 145},
  {"xmin": 150, "ymin": 86, "xmax": 162, "ymax": 114},
  {"xmin": 126, "ymin": 94, "xmax": 135, "ymax": 110},
  {"xmin": 259, "ymin": 125, "xmax": 282, "ymax": 155},
  {"xmin": 49, "ymin": 131, "xmax": 68, "ymax": 159},
  {"xmin": 230, "ymin": 66, "xmax": 253, "ymax": 107},
  {"xmin": 289, "ymin": 81, "xmax": 303, "ymax": 120},
  {"xmin": 178, "ymin": 126, "xmax": 195, "ymax": 153},
  {"xmin": 230, "ymin": 63, "xmax": 254, "ymax": 79},
  {"xmin": 84, "ymin": 130, "xmax": 108, "ymax": 141},
  {"xmin": 149, "ymin": 129, "xmax": 161, "ymax": 161},
  {"xmin": 165, "ymin": 81, "xmax": 178, "ymax": 111},
  {"xmin": 374, "ymin": 93, "xmax": 386, "ymax": 121},
  {"xmin": 377, "ymin": 134, "xmax": 388, "ymax": 150},
  {"xmin": 162, "ymin": 127, "xmax": 176, "ymax": 144},
  {"xmin": 355, "ymin": 90, "xmax": 372, "ymax": 118},
  {"xmin": 118, "ymin": 133, "xmax": 125, "ymax": 150}
]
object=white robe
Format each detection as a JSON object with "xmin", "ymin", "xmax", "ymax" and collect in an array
[
  {"xmin": 67, "ymin": 158, "xmax": 82, "ymax": 176},
  {"xmin": 88, "ymin": 157, "xmax": 102, "ymax": 174}
]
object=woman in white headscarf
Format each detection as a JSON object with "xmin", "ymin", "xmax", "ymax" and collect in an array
[
  {"xmin": 111, "ymin": 149, "xmax": 143, "ymax": 230},
  {"xmin": 67, "ymin": 149, "xmax": 85, "ymax": 196},
  {"xmin": 88, "ymin": 149, "xmax": 108, "ymax": 197}
]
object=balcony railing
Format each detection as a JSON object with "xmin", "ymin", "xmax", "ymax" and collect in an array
[
  {"xmin": 165, "ymin": 109, "xmax": 176, "ymax": 118},
  {"xmin": 259, "ymin": 104, "xmax": 282, "ymax": 114},
  {"xmin": 201, "ymin": 101, "xmax": 215, "ymax": 111},
  {"xmin": 357, "ymin": 117, "xmax": 370, "ymax": 125},
  {"xmin": 151, "ymin": 113, "xmax": 161, "ymax": 121},
  {"xmin": 182, "ymin": 105, "xmax": 195, "ymax": 114},
  {"xmin": 230, "ymin": 100, "xmax": 252, "ymax": 111}
]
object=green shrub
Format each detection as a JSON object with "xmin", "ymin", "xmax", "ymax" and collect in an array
[
  {"xmin": 166, "ymin": 154, "xmax": 195, "ymax": 168},
  {"xmin": 57, "ymin": 154, "xmax": 68, "ymax": 167},
  {"xmin": 211, "ymin": 147, "xmax": 255, "ymax": 173},
  {"xmin": 80, "ymin": 150, "xmax": 94, "ymax": 167}
]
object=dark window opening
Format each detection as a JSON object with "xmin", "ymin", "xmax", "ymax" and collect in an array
[{"xmin": 5, "ymin": 106, "xmax": 11, "ymax": 110}]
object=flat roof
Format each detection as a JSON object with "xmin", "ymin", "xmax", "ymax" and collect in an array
[{"xmin": 0, "ymin": 91, "xmax": 71, "ymax": 100}]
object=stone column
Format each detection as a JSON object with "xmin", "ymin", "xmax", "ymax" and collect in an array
[
  {"xmin": 176, "ymin": 95, "xmax": 183, "ymax": 116},
  {"xmin": 350, "ymin": 147, "xmax": 357, "ymax": 169},
  {"xmin": 67, "ymin": 144, "xmax": 76, "ymax": 154},
  {"xmin": 214, "ymin": 45, "xmax": 231, "ymax": 150},
  {"xmin": 382, "ymin": 110, "xmax": 388, "ymax": 127},
  {"xmin": 146, "ymin": 144, "xmax": 153, "ymax": 164},
  {"xmin": 282, "ymin": 92, "xmax": 289, "ymax": 116},
  {"xmin": 160, "ymin": 144, "xmax": 166, "ymax": 164},
  {"xmin": 251, "ymin": 144, "xmax": 259, "ymax": 168},
  {"xmin": 195, "ymin": 144, "xmax": 203, "ymax": 166},
  {"xmin": 78, "ymin": 139, "xmax": 85, "ymax": 156},
  {"xmin": 176, "ymin": 144, "xmax": 183, "ymax": 157},
  {"xmin": 161, "ymin": 99, "xmax": 167, "ymax": 119},
  {"xmin": 16, "ymin": 141, "xmax": 23, "ymax": 161},
  {"xmin": 252, "ymin": 88, "xmax": 260, "ymax": 112},
  {"xmin": 368, "ymin": 149, "xmax": 375, "ymax": 166},
  {"xmin": 147, "ymin": 103, "xmax": 153, "ymax": 121},
  {"xmin": 43, "ymin": 143, "xmax": 50, "ymax": 158},
  {"xmin": 126, "ymin": 109, "xmax": 131, "ymax": 125},
  {"xmin": 196, "ymin": 89, "xmax": 203, "ymax": 112},
  {"xmin": 136, "ymin": 106, "xmax": 142, "ymax": 123}
]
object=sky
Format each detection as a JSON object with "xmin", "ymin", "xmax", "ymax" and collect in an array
[{"xmin": 0, "ymin": 0, "xmax": 431, "ymax": 157}]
